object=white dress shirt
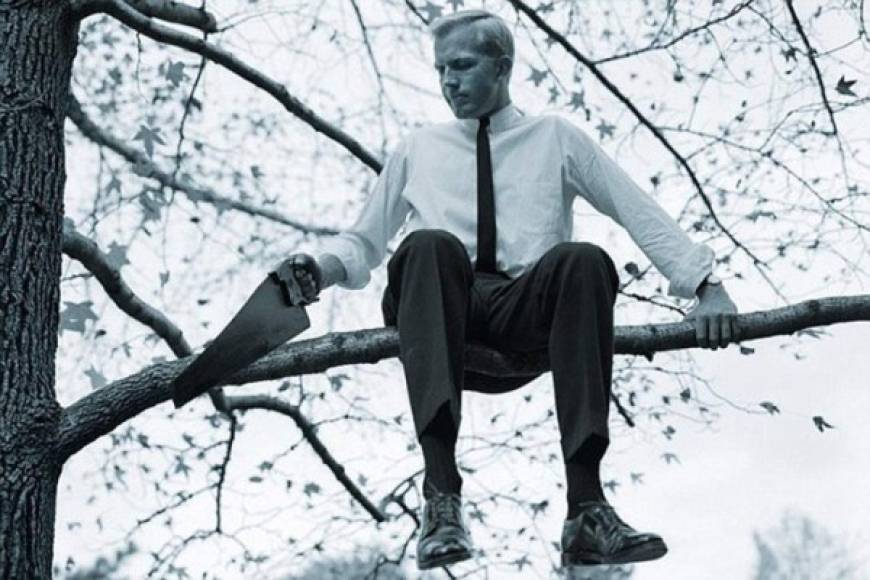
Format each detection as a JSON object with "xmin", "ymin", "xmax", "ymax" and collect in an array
[{"xmin": 318, "ymin": 103, "xmax": 713, "ymax": 299}]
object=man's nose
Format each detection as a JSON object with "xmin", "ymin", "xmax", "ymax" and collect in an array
[{"xmin": 442, "ymin": 68, "xmax": 459, "ymax": 89}]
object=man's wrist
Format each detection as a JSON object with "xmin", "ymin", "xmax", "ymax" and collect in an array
[
  {"xmin": 317, "ymin": 253, "xmax": 347, "ymax": 289},
  {"xmin": 695, "ymin": 273, "xmax": 723, "ymax": 298}
]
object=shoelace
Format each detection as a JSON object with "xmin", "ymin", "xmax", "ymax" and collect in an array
[
  {"xmin": 592, "ymin": 504, "xmax": 634, "ymax": 532},
  {"xmin": 428, "ymin": 493, "xmax": 462, "ymax": 527}
]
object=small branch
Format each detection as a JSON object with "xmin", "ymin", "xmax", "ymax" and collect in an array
[
  {"xmin": 618, "ymin": 290, "xmax": 686, "ymax": 315},
  {"xmin": 611, "ymin": 392, "xmax": 635, "ymax": 428},
  {"xmin": 214, "ymin": 415, "xmax": 236, "ymax": 533},
  {"xmin": 125, "ymin": 0, "xmax": 218, "ymax": 33},
  {"xmin": 70, "ymin": 0, "xmax": 383, "ymax": 173},
  {"xmin": 57, "ymin": 294, "xmax": 870, "ymax": 460},
  {"xmin": 61, "ymin": 219, "xmax": 230, "ymax": 412},
  {"xmin": 126, "ymin": 484, "xmax": 216, "ymax": 538},
  {"xmin": 62, "ymin": 222, "xmax": 190, "ymax": 355},
  {"xmin": 402, "ymin": 0, "xmax": 429, "ymax": 25},
  {"xmin": 660, "ymin": 123, "xmax": 869, "ymax": 234},
  {"xmin": 227, "ymin": 394, "xmax": 386, "ymax": 522},
  {"xmin": 171, "ymin": 54, "xmax": 207, "ymax": 182},
  {"xmin": 783, "ymin": 0, "xmax": 838, "ymax": 135},
  {"xmin": 66, "ymin": 95, "xmax": 336, "ymax": 235},
  {"xmin": 505, "ymin": 0, "xmax": 768, "ymax": 270},
  {"xmin": 350, "ymin": 0, "xmax": 387, "ymax": 95},
  {"xmin": 60, "ymin": 224, "xmax": 384, "ymax": 520},
  {"xmin": 593, "ymin": 0, "xmax": 756, "ymax": 65},
  {"xmin": 860, "ymin": 0, "xmax": 868, "ymax": 42}
]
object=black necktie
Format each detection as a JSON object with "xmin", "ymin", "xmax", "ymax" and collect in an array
[{"xmin": 475, "ymin": 116, "xmax": 497, "ymax": 273}]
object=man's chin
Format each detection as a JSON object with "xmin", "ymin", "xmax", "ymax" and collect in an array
[{"xmin": 450, "ymin": 103, "xmax": 478, "ymax": 119}]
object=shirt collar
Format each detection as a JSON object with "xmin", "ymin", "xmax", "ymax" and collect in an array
[{"xmin": 457, "ymin": 102, "xmax": 522, "ymax": 134}]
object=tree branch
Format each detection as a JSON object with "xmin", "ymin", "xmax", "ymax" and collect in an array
[
  {"xmin": 69, "ymin": 0, "xmax": 383, "ymax": 173},
  {"xmin": 125, "ymin": 0, "xmax": 218, "ymax": 33},
  {"xmin": 65, "ymin": 95, "xmax": 337, "ymax": 236},
  {"xmin": 402, "ymin": 0, "xmax": 429, "ymax": 25},
  {"xmin": 229, "ymin": 394, "xmax": 386, "ymax": 522},
  {"xmin": 592, "ymin": 0, "xmax": 756, "ymax": 65},
  {"xmin": 57, "ymin": 294, "xmax": 870, "ymax": 459},
  {"xmin": 505, "ymin": 0, "xmax": 768, "ymax": 270},
  {"xmin": 60, "ymin": 222, "xmax": 384, "ymax": 518},
  {"xmin": 783, "ymin": 0, "xmax": 838, "ymax": 136},
  {"xmin": 61, "ymin": 219, "xmax": 230, "ymax": 412},
  {"xmin": 214, "ymin": 415, "xmax": 236, "ymax": 533},
  {"xmin": 71, "ymin": 0, "xmax": 217, "ymax": 32}
]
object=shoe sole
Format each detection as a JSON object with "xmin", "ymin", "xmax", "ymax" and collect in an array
[
  {"xmin": 561, "ymin": 538, "xmax": 668, "ymax": 566},
  {"xmin": 417, "ymin": 546, "xmax": 473, "ymax": 570}
]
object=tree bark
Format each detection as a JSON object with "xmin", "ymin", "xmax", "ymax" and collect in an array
[{"xmin": 0, "ymin": 3, "xmax": 78, "ymax": 577}]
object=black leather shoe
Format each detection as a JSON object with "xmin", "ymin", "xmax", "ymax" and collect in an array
[
  {"xmin": 561, "ymin": 500, "xmax": 667, "ymax": 566},
  {"xmin": 416, "ymin": 490, "xmax": 474, "ymax": 570}
]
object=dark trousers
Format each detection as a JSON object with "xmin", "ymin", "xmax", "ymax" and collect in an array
[{"xmin": 381, "ymin": 229, "xmax": 620, "ymax": 462}]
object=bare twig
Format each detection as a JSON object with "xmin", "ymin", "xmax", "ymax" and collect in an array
[
  {"xmin": 660, "ymin": 123, "xmax": 870, "ymax": 234},
  {"xmin": 61, "ymin": 219, "xmax": 230, "ymax": 412},
  {"xmin": 228, "ymin": 394, "xmax": 387, "ymax": 522},
  {"xmin": 60, "ymin": 222, "xmax": 382, "ymax": 519},
  {"xmin": 66, "ymin": 95, "xmax": 336, "ymax": 235},
  {"xmin": 171, "ymin": 54, "xmax": 207, "ymax": 183},
  {"xmin": 349, "ymin": 0, "xmax": 387, "ymax": 96},
  {"xmin": 505, "ymin": 0, "xmax": 768, "ymax": 270},
  {"xmin": 593, "ymin": 0, "xmax": 756, "ymax": 65},
  {"xmin": 611, "ymin": 393, "xmax": 635, "ymax": 428},
  {"xmin": 782, "ymin": 0, "xmax": 853, "ymax": 190},
  {"xmin": 402, "ymin": 0, "xmax": 428, "ymax": 25},
  {"xmin": 214, "ymin": 415, "xmax": 236, "ymax": 533},
  {"xmin": 783, "ymin": 0, "xmax": 838, "ymax": 135},
  {"xmin": 69, "ymin": 0, "xmax": 383, "ymax": 172}
]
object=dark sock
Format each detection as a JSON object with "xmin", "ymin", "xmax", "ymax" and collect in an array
[
  {"xmin": 565, "ymin": 441, "xmax": 606, "ymax": 519},
  {"xmin": 420, "ymin": 403, "xmax": 462, "ymax": 499}
]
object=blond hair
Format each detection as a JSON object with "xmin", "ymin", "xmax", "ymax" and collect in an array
[{"xmin": 429, "ymin": 9, "xmax": 514, "ymax": 60}]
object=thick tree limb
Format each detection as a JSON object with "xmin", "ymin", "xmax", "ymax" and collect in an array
[
  {"xmin": 69, "ymin": 0, "xmax": 383, "ymax": 173},
  {"xmin": 126, "ymin": 0, "xmax": 218, "ymax": 33},
  {"xmin": 505, "ymin": 0, "xmax": 768, "ymax": 270},
  {"xmin": 60, "ymin": 222, "xmax": 382, "ymax": 518},
  {"xmin": 61, "ymin": 219, "xmax": 229, "ymax": 412},
  {"xmin": 66, "ymin": 95, "xmax": 337, "ymax": 235},
  {"xmin": 230, "ymin": 394, "xmax": 386, "ymax": 522},
  {"xmin": 58, "ymin": 294, "xmax": 870, "ymax": 460},
  {"xmin": 71, "ymin": 0, "xmax": 217, "ymax": 32}
]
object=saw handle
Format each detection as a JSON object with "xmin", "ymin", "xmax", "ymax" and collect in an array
[{"xmin": 269, "ymin": 258, "xmax": 320, "ymax": 307}]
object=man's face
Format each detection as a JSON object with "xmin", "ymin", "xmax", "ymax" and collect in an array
[{"xmin": 433, "ymin": 26, "xmax": 508, "ymax": 119}]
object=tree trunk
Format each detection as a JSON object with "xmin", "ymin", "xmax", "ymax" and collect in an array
[{"xmin": 0, "ymin": 3, "xmax": 78, "ymax": 577}]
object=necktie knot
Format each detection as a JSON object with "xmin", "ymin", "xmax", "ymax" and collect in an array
[{"xmin": 479, "ymin": 116, "xmax": 490, "ymax": 131}]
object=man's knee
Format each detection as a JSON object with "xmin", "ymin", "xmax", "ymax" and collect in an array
[
  {"xmin": 544, "ymin": 241, "xmax": 614, "ymax": 269},
  {"xmin": 541, "ymin": 242, "xmax": 619, "ymax": 290},
  {"xmin": 399, "ymin": 228, "xmax": 469, "ymax": 260}
]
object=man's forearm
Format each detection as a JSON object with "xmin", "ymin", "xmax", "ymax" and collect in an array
[{"xmin": 317, "ymin": 253, "xmax": 347, "ymax": 289}]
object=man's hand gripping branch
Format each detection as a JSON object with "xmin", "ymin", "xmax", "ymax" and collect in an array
[{"xmin": 685, "ymin": 275, "xmax": 741, "ymax": 350}]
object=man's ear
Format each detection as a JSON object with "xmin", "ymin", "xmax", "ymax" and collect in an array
[{"xmin": 496, "ymin": 55, "xmax": 513, "ymax": 80}]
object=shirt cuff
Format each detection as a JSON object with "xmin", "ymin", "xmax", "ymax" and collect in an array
[
  {"xmin": 666, "ymin": 244, "xmax": 714, "ymax": 299},
  {"xmin": 317, "ymin": 234, "xmax": 372, "ymax": 291}
]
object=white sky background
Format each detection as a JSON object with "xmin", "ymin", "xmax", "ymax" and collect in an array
[{"xmin": 54, "ymin": 1, "xmax": 870, "ymax": 578}]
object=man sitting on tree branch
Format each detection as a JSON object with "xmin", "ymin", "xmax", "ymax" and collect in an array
[{"xmin": 285, "ymin": 9, "xmax": 739, "ymax": 571}]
